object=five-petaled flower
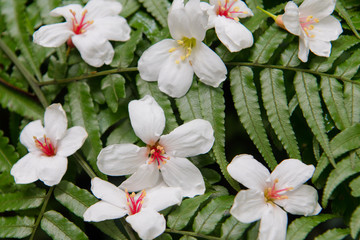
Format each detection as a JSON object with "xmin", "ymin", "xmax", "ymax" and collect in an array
[
  {"xmin": 84, "ymin": 177, "xmax": 182, "ymax": 240},
  {"xmin": 201, "ymin": 0, "xmax": 254, "ymax": 52},
  {"xmin": 97, "ymin": 95, "xmax": 214, "ymax": 198},
  {"xmin": 138, "ymin": 0, "xmax": 227, "ymax": 98},
  {"xmin": 227, "ymin": 154, "xmax": 321, "ymax": 240},
  {"xmin": 11, "ymin": 104, "xmax": 88, "ymax": 186},
  {"xmin": 33, "ymin": 0, "xmax": 131, "ymax": 67},
  {"xmin": 279, "ymin": 0, "xmax": 342, "ymax": 62}
]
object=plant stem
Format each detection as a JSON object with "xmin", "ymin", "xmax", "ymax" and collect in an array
[
  {"xmin": 73, "ymin": 153, "xmax": 97, "ymax": 179},
  {"xmin": 256, "ymin": 6, "xmax": 277, "ymax": 21},
  {"xmin": 29, "ymin": 186, "xmax": 54, "ymax": 240},
  {"xmin": 38, "ymin": 67, "xmax": 139, "ymax": 86},
  {"xmin": 165, "ymin": 229, "xmax": 222, "ymax": 240}
]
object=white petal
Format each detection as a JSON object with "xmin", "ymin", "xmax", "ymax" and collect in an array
[
  {"xmin": 37, "ymin": 155, "xmax": 67, "ymax": 186},
  {"xmin": 120, "ymin": 164, "xmax": 161, "ymax": 192},
  {"xmin": 299, "ymin": 0, "xmax": 335, "ymax": 20},
  {"xmin": 56, "ymin": 126, "xmax": 88, "ymax": 157},
  {"xmin": 227, "ymin": 154, "xmax": 270, "ymax": 191},
  {"xmin": 309, "ymin": 39, "xmax": 332, "ymax": 57},
  {"xmin": 44, "ymin": 104, "xmax": 68, "ymax": 142},
  {"xmin": 161, "ymin": 157, "xmax": 205, "ymax": 198},
  {"xmin": 20, "ymin": 120, "xmax": 45, "ymax": 152},
  {"xmin": 230, "ymin": 189, "xmax": 267, "ymax": 223},
  {"xmin": 84, "ymin": 201, "xmax": 127, "ymax": 222},
  {"xmin": 158, "ymin": 53, "xmax": 194, "ymax": 98},
  {"xmin": 97, "ymin": 144, "xmax": 147, "ymax": 176},
  {"xmin": 312, "ymin": 203, "xmax": 322, "ymax": 215},
  {"xmin": 50, "ymin": 4, "xmax": 83, "ymax": 22},
  {"xmin": 126, "ymin": 209, "xmax": 165, "ymax": 240},
  {"xmin": 184, "ymin": 0, "xmax": 208, "ymax": 40},
  {"xmin": 144, "ymin": 186, "xmax": 182, "ymax": 212},
  {"xmin": 10, "ymin": 153, "xmax": 39, "ymax": 184},
  {"xmin": 168, "ymin": 3, "xmax": 192, "ymax": 40},
  {"xmin": 259, "ymin": 205, "xmax": 287, "ymax": 240},
  {"xmin": 33, "ymin": 23, "xmax": 73, "ymax": 48},
  {"xmin": 275, "ymin": 185, "xmax": 320, "ymax": 216},
  {"xmin": 298, "ymin": 35, "xmax": 309, "ymax": 62},
  {"xmin": 214, "ymin": 17, "xmax": 253, "ymax": 52},
  {"xmin": 312, "ymin": 16, "xmax": 342, "ymax": 41},
  {"xmin": 72, "ymin": 33, "xmax": 114, "ymax": 67},
  {"xmin": 270, "ymin": 159, "xmax": 315, "ymax": 191},
  {"xmin": 90, "ymin": 177, "xmax": 128, "ymax": 208},
  {"xmin": 231, "ymin": 1, "xmax": 254, "ymax": 18},
  {"xmin": 91, "ymin": 16, "xmax": 130, "ymax": 41},
  {"xmin": 138, "ymin": 39, "xmax": 176, "ymax": 82},
  {"xmin": 282, "ymin": 1, "xmax": 301, "ymax": 36},
  {"xmin": 85, "ymin": 0, "xmax": 123, "ymax": 19},
  {"xmin": 128, "ymin": 95, "xmax": 165, "ymax": 145},
  {"xmin": 159, "ymin": 119, "xmax": 214, "ymax": 157},
  {"xmin": 191, "ymin": 42, "xmax": 227, "ymax": 88}
]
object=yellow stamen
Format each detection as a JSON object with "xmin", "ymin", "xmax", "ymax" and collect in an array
[
  {"xmin": 306, "ymin": 15, "xmax": 313, "ymax": 22},
  {"xmin": 234, "ymin": 17, "xmax": 239, "ymax": 22},
  {"xmin": 169, "ymin": 48, "xmax": 177, "ymax": 53}
]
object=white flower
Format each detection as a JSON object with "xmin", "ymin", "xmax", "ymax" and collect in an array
[
  {"xmin": 138, "ymin": 0, "xmax": 227, "ymax": 98},
  {"xmin": 10, "ymin": 104, "xmax": 88, "ymax": 186},
  {"xmin": 97, "ymin": 95, "xmax": 214, "ymax": 198},
  {"xmin": 84, "ymin": 177, "xmax": 182, "ymax": 240},
  {"xmin": 281, "ymin": 0, "xmax": 342, "ymax": 62},
  {"xmin": 33, "ymin": 0, "xmax": 131, "ymax": 67},
  {"xmin": 227, "ymin": 154, "xmax": 321, "ymax": 240},
  {"xmin": 201, "ymin": 0, "xmax": 254, "ymax": 52}
]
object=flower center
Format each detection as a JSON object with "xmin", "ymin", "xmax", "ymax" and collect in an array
[
  {"xmin": 125, "ymin": 189, "xmax": 146, "ymax": 215},
  {"xmin": 69, "ymin": 9, "xmax": 94, "ymax": 35},
  {"xmin": 168, "ymin": 37, "xmax": 196, "ymax": 64},
  {"xmin": 148, "ymin": 144, "xmax": 169, "ymax": 168},
  {"xmin": 217, "ymin": 0, "xmax": 248, "ymax": 22},
  {"xmin": 33, "ymin": 135, "xmax": 56, "ymax": 156},
  {"xmin": 300, "ymin": 15, "xmax": 319, "ymax": 38},
  {"xmin": 264, "ymin": 179, "xmax": 293, "ymax": 203}
]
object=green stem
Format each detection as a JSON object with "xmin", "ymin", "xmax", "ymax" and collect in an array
[
  {"xmin": 256, "ymin": 6, "xmax": 277, "ymax": 21},
  {"xmin": 165, "ymin": 229, "xmax": 222, "ymax": 240},
  {"xmin": 226, "ymin": 62, "xmax": 360, "ymax": 85},
  {"xmin": 38, "ymin": 67, "xmax": 138, "ymax": 86},
  {"xmin": 29, "ymin": 186, "xmax": 54, "ymax": 240},
  {"xmin": 0, "ymin": 38, "xmax": 48, "ymax": 108},
  {"xmin": 73, "ymin": 153, "xmax": 97, "ymax": 179},
  {"xmin": 120, "ymin": 218, "xmax": 138, "ymax": 240}
]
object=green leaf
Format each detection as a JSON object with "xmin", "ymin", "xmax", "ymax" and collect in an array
[
  {"xmin": 249, "ymin": 25, "xmax": 288, "ymax": 64},
  {"xmin": 98, "ymin": 106, "xmax": 128, "ymax": 134},
  {"xmin": 294, "ymin": 72, "xmax": 334, "ymax": 166},
  {"xmin": 106, "ymin": 119, "xmax": 139, "ymax": 146},
  {"xmin": 0, "ymin": 216, "xmax": 35, "ymax": 238},
  {"xmin": 349, "ymin": 175, "xmax": 360, "ymax": 197},
  {"xmin": 260, "ymin": 68, "xmax": 301, "ymax": 159},
  {"xmin": 336, "ymin": 0, "xmax": 360, "ymax": 39},
  {"xmin": 193, "ymin": 195, "xmax": 233, "ymax": 235},
  {"xmin": 119, "ymin": 0, "xmax": 141, "ymax": 18},
  {"xmin": 286, "ymin": 214, "xmax": 334, "ymax": 240},
  {"xmin": 138, "ymin": 0, "xmax": 168, "ymax": 27},
  {"xmin": 0, "ymin": 130, "xmax": 18, "ymax": 172},
  {"xmin": 35, "ymin": 0, "xmax": 62, "ymax": 24},
  {"xmin": 221, "ymin": 216, "xmax": 250, "ymax": 240},
  {"xmin": 175, "ymin": 82, "xmax": 203, "ymax": 122},
  {"xmin": 179, "ymin": 236, "xmax": 196, "ymax": 240},
  {"xmin": 67, "ymin": 81, "xmax": 105, "ymax": 178},
  {"xmin": 314, "ymin": 228, "xmax": 349, "ymax": 240},
  {"xmin": 350, "ymin": 205, "xmax": 360, "ymax": 238},
  {"xmin": 167, "ymin": 193, "xmax": 211, "ymax": 230},
  {"xmin": 279, "ymin": 41, "xmax": 301, "ymax": 67},
  {"xmin": 41, "ymin": 210, "xmax": 88, "ymax": 240},
  {"xmin": 101, "ymin": 74, "xmax": 126, "ymax": 113},
  {"xmin": 230, "ymin": 66, "xmax": 277, "ymax": 169},
  {"xmin": 335, "ymin": 48, "xmax": 360, "ymax": 79},
  {"xmin": 0, "ymin": 187, "xmax": 45, "ymax": 212},
  {"xmin": 344, "ymin": 82, "xmax": 360, "ymax": 125}
]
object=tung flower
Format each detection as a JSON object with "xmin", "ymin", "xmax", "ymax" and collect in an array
[
  {"xmin": 202, "ymin": 0, "xmax": 254, "ymax": 52},
  {"xmin": 84, "ymin": 177, "xmax": 182, "ymax": 240},
  {"xmin": 97, "ymin": 95, "xmax": 214, "ymax": 198},
  {"xmin": 227, "ymin": 154, "xmax": 321, "ymax": 240},
  {"xmin": 138, "ymin": 0, "xmax": 227, "ymax": 98},
  {"xmin": 10, "ymin": 104, "xmax": 88, "ymax": 186},
  {"xmin": 33, "ymin": 0, "xmax": 131, "ymax": 67}
]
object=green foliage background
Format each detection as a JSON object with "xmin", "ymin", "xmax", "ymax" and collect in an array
[{"xmin": 0, "ymin": 0, "xmax": 360, "ymax": 239}]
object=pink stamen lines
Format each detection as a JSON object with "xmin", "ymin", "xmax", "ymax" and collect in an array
[
  {"xmin": 69, "ymin": 9, "xmax": 93, "ymax": 35},
  {"xmin": 34, "ymin": 135, "xmax": 56, "ymax": 156},
  {"xmin": 264, "ymin": 179, "xmax": 293, "ymax": 202},
  {"xmin": 126, "ymin": 189, "xmax": 146, "ymax": 215},
  {"xmin": 148, "ymin": 144, "xmax": 169, "ymax": 168},
  {"xmin": 217, "ymin": 0, "xmax": 245, "ymax": 21}
]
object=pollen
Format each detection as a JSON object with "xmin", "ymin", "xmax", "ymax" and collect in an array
[
  {"xmin": 125, "ymin": 189, "xmax": 146, "ymax": 215},
  {"xmin": 264, "ymin": 178, "xmax": 293, "ymax": 203},
  {"xmin": 34, "ymin": 135, "xmax": 56, "ymax": 156},
  {"xmin": 69, "ymin": 9, "xmax": 93, "ymax": 35},
  {"xmin": 148, "ymin": 143, "xmax": 170, "ymax": 168},
  {"xmin": 217, "ymin": 0, "xmax": 247, "ymax": 21},
  {"xmin": 300, "ymin": 15, "xmax": 319, "ymax": 38},
  {"xmin": 170, "ymin": 37, "xmax": 197, "ymax": 64}
]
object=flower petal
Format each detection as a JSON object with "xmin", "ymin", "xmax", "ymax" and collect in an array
[
  {"xmin": 10, "ymin": 153, "xmax": 39, "ymax": 184},
  {"xmin": 231, "ymin": 0, "xmax": 254, "ymax": 18},
  {"xmin": 84, "ymin": 0, "xmax": 123, "ymax": 19},
  {"xmin": 259, "ymin": 204, "xmax": 287, "ymax": 240},
  {"xmin": 270, "ymin": 159, "xmax": 315, "ymax": 191},
  {"xmin": 168, "ymin": 1, "xmax": 192, "ymax": 40},
  {"xmin": 90, "ymin": 177, "xmax": 128, "ymax": 208},
  {"xmin": 50, "ymin": 4, "xmax": 83, "ymax": 22},
  {"xmin": 282, "ymin": 1, "xmax": 301, "ymax": 36},
  {"xmin": 97, "ymin": 144, "xmax": 147, "ymax": 176},
  {"xmin": 44, "ymin": 104, "xmax": 68, "ymax": 142},
  {"xmin": 36, "ymin": 155, "xmax": 67, "ymax": 186},
  {"xmin": 299, "ymin": 0, "xmax": 336, "ymax": 20},
  {"xmin": 83, "ymin": 201, "xmax": 127, "ymax": 222},
  {"xmin": 144, "ymin": 186, "xmax": 182, "ymax": 212},
  {"xmin": 184, "ymin": 0, "xmax": 208, "ymax": 40},
  {"xmin": 56, "ymin": 126, "xmax": 88, "ymax": 157},
  {"xmin": 230, "ymin": 189, "xmax": 267, "ymax": 223},
  {"xmin": 33, "ymin": 23, "xmax": 73, "ymax": 48},
  {"xmin": 128, "ymin": 95, "xmax": 165, "ymax": 145},
  {"xmin": 275, "ymin": 185, "xmax": 320, "ymax": 216},
  {"xmin": 298, "ymin": 34, "xmax": 309, "ymax": 62},
  {"xmin": 313, "ymin": 16, "xmax": 342, "ymax": 41},
  {"xmin": 72, "ymin": 33, "xmax": 114, "ymax": 67},
  {"xmin": 120, "ymin": 164, "xmax": 161, "ymax": 192},
  {"xmin": 161, "ymin": 157, "xmax": 205, "ymax": 197},
  {"xmin": 159, "ymin": 119, "xmax": 214, "ymax": 157},
  {"xmin": 126, "ymin": 209, "xmax": 165, "ymax": 240},
  {"xmin": 91, "ymin": 16, "xmax": 130, "ymax": 41},
  {"xmin": 20, "ymin": 120, "xmax": 45, "ymax": 152},
  {"xmin": 191, "ymin": 42, "xmax": 227, "ymax": 88},
  {"xmin": 227, "ymin": 154, "xmax": 270, "ymax": 191},
  {"xmin": 308, "ymin": 39, "xmax": 332, "ymax": 57},
  {"xmin": 138, "ymin": 39, "xmax": 176, "ymax": 82},
  {"xmin": 214, "ymin": 17, "xmax": 253, "ymax": 52}
]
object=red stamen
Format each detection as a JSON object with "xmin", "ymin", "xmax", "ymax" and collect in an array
[
  {"xmin": 148, "ymin": 144, "xmax": 169, "ymax": 168},
  {"xmin": 33, "ymin": 135, "xmax": 56, "ymax": 156},
  {"xmin": 217, "ymin": 0, "xmax": 244, "ymax": 21},
  {"xmin": 264, "ymin": 179, "xmax": 293, "ymax": 202},
  {"xmin": 68, "ymin": 9, "xmax": 93, "ymax": 35},
  {"xmin": 125, "ymin": 189, "xmax": 146, "ymax": 215}
]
